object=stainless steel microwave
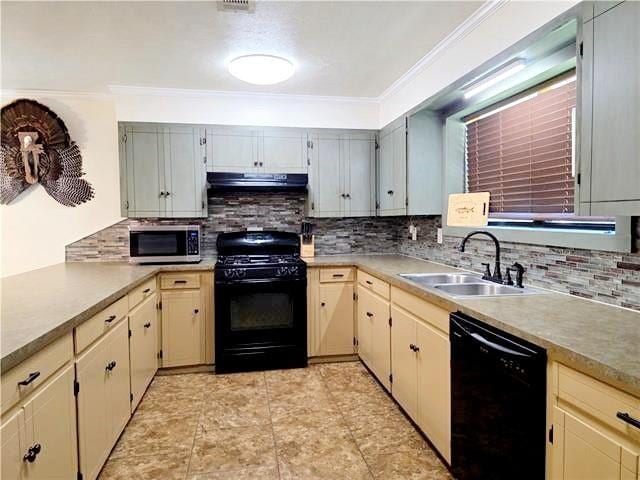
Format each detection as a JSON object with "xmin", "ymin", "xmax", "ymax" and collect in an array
[{"xmin": 129, "ymin": 225, "xmax": 201, "ymax": 264}]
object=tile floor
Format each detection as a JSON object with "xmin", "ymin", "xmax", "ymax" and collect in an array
[{"xmin": 98, "ymin": 361, "xmax": 452, "ymax": 480}]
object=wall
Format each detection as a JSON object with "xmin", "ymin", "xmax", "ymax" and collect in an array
[
  {"xmin": 0, "ymin": 93, "xmax": 123, "ymax": 277},
  {"xmin": 378, "ymin": 0, "xmax": 579, "ymax": 126},
  {"xmin": 398, "ymin": 217, "xmax": 640, "ymax": 311},
  {"xmin": 65, "ymin": 193, "xmax": 402, "ymax": 261}
]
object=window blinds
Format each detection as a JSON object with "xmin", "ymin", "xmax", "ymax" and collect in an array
[{"xmin": 465, "ymin": 73, "xmax": 576, "ymax": 216}]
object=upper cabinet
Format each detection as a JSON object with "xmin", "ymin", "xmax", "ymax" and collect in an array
[
  {"xmin": 307, "ymin": 131, "xmax": 376, "ymax": 218},
  {"xmin": 119, "ymin": 123, "xmax": 207, "ymax": 218},
  {"xmin": 206, "ymin": 126, "xmax": 307, "ymax": 174},
  {"xmin": 378, "ymin": 117, "xmax": 407, "ymax": 216},
  {"xmin": 578, "ymin": 0, "xmax": 640, "ymax": 215},
  {"xmin": 406, "ymin": 110, "xmax": 443, "ymax": 216}
]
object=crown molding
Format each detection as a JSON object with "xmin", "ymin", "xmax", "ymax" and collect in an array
[
  {"xmin": 378, "ymin": 0, "xmax": 509, "ymax": 102},
  {"xmin": 0, "ymin": 88, "xmax": 112, "ymax": 101},
  {"xmin": 108, "ymin": 85, "xmax": 379, "ymax": 105}
]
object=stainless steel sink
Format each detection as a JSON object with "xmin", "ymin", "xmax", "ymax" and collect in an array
[
  {"xmin": 433, "ymin": 282, "xmax": 543, "ymax": 298},
  {"xmin": 399, "ymin": 273, "xmax": 481, "ymax": 285}
]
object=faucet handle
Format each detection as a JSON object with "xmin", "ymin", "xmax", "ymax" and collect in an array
[
  {"xmin": 503, "ymin": 268, "xmax": 514, "ymax": 286},
  {"xmin": 510, "ymin": 262, "xmax": 525, "ymax": 288},
  {"xmin": 481, "ymin": 262, "xmax": 492, "ymax": 280}
]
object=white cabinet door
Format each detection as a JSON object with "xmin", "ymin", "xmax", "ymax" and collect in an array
[
  {"xmin": 319, "ymin": 282, "xmax": 355, "ymax": 356},
  {"xmin": 163, "ymin": 126, "xmax": 206, "ymax": 217},
  {"xmin": 22, "ymin": 366, "xmax": 78, "ymax": 480},
  {"xmin": 313, "ymin": 135, "xmax": 343, "ymax": 217},
  {"xmin": 125, "ymin": 124, "xmax": 165, "ymax": 217},
  {"xmin": 378, "ymin": 129, "xmax": 394, "ymax": 215},
  {"xmin": 378, "ymin": 120, "xmax": 407, "ymax": 216},
  {"xmin": 1, "ymin": 409, "xmax": 25, "ymax": 480},
  {"xmin": 588, "ymin": 1, "xmax": 640, "ymax": 209},
  {"xmin": 390, "ymin": 305, "xmax": 418, "ymax": 420},
  {"xmin": 416, "ymin": 319, "xmax": 451, "ymax": 464},
  {"xmin": 161, "ymin": 290, "xmax": 203, "ymax": 367},
  {"xmin": 105, "ymin": 320, "xmax": 132, "ymax": 441},
  {"xmin": 260, "ymin": 129, "xmax": 307, "ymax": 173},
  {"xmin": 129, "ymin": 294, "xmax": 158, "ymax": 409},
  {"xmin": 345, "ymin": 136, "xmax": 375, "ymax": 217},
  {"xmin": 208, "ymin": 128, "xmax": 259, "ymax": 173},
  {"xmin": 391, "ymin": 125, "xmax": 407, "ymax": 214}
]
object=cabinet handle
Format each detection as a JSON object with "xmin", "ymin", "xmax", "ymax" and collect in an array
[
  {"xmin": 142, "ymin": 288, "xmax": 151, "ymax": 294},
  {"xmin": 143, "ymin": 322, "xmax": 151, "ymax": 328},
  {"xmin": 414, "ymin": 345, "xmax": 420, "ymax": 352},
  {"xmin": 18, "ymin": 371, "xmax": 40, "ymax": 386},
  {"xmin": 387, "ymin": 190, "xmax": 394, "ymax": 195},
  {"xmin": 254, "ymin": 161, "xmax": 258, "ymax": 166},
  {"xmin": 332, "ymin": 274, "xmax": 344, "ymax": 278},
  {"xmin": 366, "ymin": 312, "xmax": 373, "ymax": 317},
  {"xmin": 345, "ymin": 193, "xmax": 351, "ymax": 198},
  {"xmin": 617, "ymin": 412, "xmax": 640, "ymax": 430},
  {"xmin": 341, "ymin": 193, "xmax": 346, "ymax": 198},
  {"xmin": 259, "ymin": 162, "xmax": 263, "ymax": 167},
  {"xmin": 174, "ymin": 280, "xmax": 187, "ymax": 284},
  {"xmin": 159, "ymin": 191, "xmax": 165, "ymax": 197},
  {"xmin": 104, "ymin": 315, "xmax": 117, "ymax": 324},
  {"xmin": 409, "ymin": 343, "xmax": 415, "ymax": 351},
  {"xmin": 194, "ymin": 309, "xmax": 199, "ymax": 314},
  {"xmin": 365, "ymin": 280, "xmax": 373, "ymax": 285},
  {"xmin": 23, "ymin": 444, "xmax": 41, "ymax": 463},
  {"xmin": 321, "ymin": 302, "xmax": 326, "ymax": 307},
  {"xmin": 105, "ymin": 361, "xmax": 117, "ymax": 372}
]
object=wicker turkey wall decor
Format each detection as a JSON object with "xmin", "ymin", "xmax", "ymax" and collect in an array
[{"xmin": 0, "ymin": 99, "xmax": 94, "ymax": 206}]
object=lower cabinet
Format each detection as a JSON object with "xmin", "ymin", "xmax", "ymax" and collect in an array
[
  {"xmin": 0, "ymin": 366, "xmax": 78, "ymax": 480},
  {"xmin": 129, "ymin": 294, "xmax": 159, "ymax": 409},
  {"xmin": 551, "ymin": 406, "xmax": 639, "ymax": 480},
  {"xmin": 390, "ymin": 304, "xmax": 451, "ymax": 463},
  {"xmin": 76, "ymin": 319, "xmax": 131, "ymax": 480},
  {"xmin": 161, "ymin": 289, "xmax": 203, "ymax": 367},
  {"xmin": 318, "ymin": 282, "xmax": 356, "ymax": 356},
  {"xmin": 357, "ymin": 285, "xmax": 391, "ymax": 391}
]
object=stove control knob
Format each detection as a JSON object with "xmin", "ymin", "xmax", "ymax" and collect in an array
[
  {"xmin": 224, "ymin": 269, "xmax": 235, "ymax": 279},
  {"xmin": 276, "ymin": 267, "xmax": 287, "ymax": 277},
  {"xmin": 289, "ymin": 266, "xmax": 299, "ymax": 275},
  {"xmin": 236, "ymin": 269, "xmax": 247, "ymax": 279}
]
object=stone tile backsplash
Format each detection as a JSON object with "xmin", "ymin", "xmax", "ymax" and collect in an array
[
  {"xmin": 398, "ymin": 216, "xmax": 640, "ymax": 311},
  {"xmin": 66, "ymin": 194, "xmax": 639, "ymax": 311}
]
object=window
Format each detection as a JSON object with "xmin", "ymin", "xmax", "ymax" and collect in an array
[{"xmin": 464, "ymin": 70, "xmax": 614, "ymax": 232}]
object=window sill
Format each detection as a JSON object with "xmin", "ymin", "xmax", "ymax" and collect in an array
[{"xmin": 443, "ymin": 217, "xmax": 632, "ymax": 252}]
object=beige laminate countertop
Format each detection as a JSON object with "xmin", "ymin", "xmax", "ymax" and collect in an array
[
  {"xmin": 2, "ymin": 254, "xmax": 638, "ymax": 398},
  {"xmin": 1, "ymin": 260, "xmax": 216, "ymax": 373},
  {"xmin": 307, "ymin": 254, "xmax": 640, "ymax": 397}
]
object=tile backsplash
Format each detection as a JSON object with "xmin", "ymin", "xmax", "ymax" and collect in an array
[
  {"xmin": 398, "ymin": 216, "xmax": 640, "ymax": 311},
  {"xmin": 65, "ymin": 193, "xmax": 403, "ymax": 261},
  {"xmin": 66, "ymin": 194, "xmax": 640, "ymax": 312}
]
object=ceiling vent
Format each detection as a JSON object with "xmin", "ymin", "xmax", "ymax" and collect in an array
[{"xmin": 218, "ymin": 0, "xmax": 255, "ymax": 13}]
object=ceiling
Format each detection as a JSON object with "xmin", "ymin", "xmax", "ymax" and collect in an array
[{"xmin": 1, "ymin": 1, "xmax": 483, "ymax": 97}]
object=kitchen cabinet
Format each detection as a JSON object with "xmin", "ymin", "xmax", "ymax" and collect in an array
[
  {"xmin": 120, "ymin": 123, "xmax": 207, "ymax": 218},
  {"xmin": 390, "ymin": 287, "xmax": 451, "ymax": 463},
  {"xmin": 76, "ymin": 319, "xmax": 131, "ymax": 480},
  {"xmin": 406, "ymin": 110, "xmax": 443, "ymax": 215},
  {"xmin": 551, "ymin": 407, "xmax": 639, "ymax": 480},
  {"xmin": 0, "ymin": 366, "xmax": 77, "ymax": 480},
  {"xmin": 307, "ymin": 131, "xmax": 376, "ymax": 218},
  {"xmin": 357, "ymin": 285, "xmax": 391, "ymax": 391},
  {"xmin": 318, "ymin": 282, "xmax": 356, "ymax": 356},
  {"xmin": 207, "ymin": 126, "xmax": 307, "ymax": 174},
  {"xmin": 578, "ymin": 0, "xmax": 640, "ymax": 215},
  {"xmin": 129, "ymin": 294, "xmax": 158, "ymax": 409},
  {"xmin": 378, "ymin": 117, "xmax": 407, "ymax": 216},
  {"xmin": 160, "ymin": 289, "xmax": 203, "ymax": 367}
]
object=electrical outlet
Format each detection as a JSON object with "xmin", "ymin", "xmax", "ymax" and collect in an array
[
  {"xmin": 409, "ymin": 224, "xmax": 418, "ymax": 241},
  {"xmin": 437, "ymin": 228, "xmax": 443, "ymax": 244}
]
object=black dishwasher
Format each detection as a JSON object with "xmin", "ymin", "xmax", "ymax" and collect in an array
[{"xmin": 450, "ymin": 312, "xmax": 546, "ymax": 480}]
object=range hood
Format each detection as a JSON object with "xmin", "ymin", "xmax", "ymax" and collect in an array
[{"xmin": 207, "ymin": 172, "xmax": 308, "ymax": 192}]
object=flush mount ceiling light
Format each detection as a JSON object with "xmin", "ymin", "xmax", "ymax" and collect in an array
[
  {"xmin": 463, "ymin": 59, "xmax": 527, "ymax": 99},
  {"xmin": 228, "ymin": 55, "xmax": 295, "ymax": 85}
]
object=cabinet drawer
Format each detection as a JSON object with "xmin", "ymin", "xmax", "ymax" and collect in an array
[
  {"xmin": 128, "ymin": 277, "xmax": 156, "ymax": 309},
  {"xmin": 1, "ymin": 333, "xmax": 73, "ymax": 414},
  {"xmin": 160, "ymin": 273, "xmax": 200, "ymax": 290},
  {"xmin": 390, "ymin": 287, "xmax": 450, "ymax": 334},
  {"xmin": 320, "ymin": 268, "xmax": 355, "ymax": 283},
  {"xmin": 558, "ymin": 364, "xmax": 640, "ymax": 439},
  {"xmin": 357, "ymin": 270, "xmax": 390, "ymax": 300},
  {"xmin": 75, "ymin": 296, "xmax": 128, "ymax": 353}
]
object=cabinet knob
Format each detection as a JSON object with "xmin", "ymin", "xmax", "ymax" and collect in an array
[
  {"xmin": 409, "ymin": 343, "xmax": 415, "ymax": 351},
  {"xmin": 254, "ymin": 161, "xmax": 258, "ymax": 166},
  {"xmin": 159, "ymin": 191, "xmax": 165, "ymax": 197},
  {"xmin": 320, "ymin": 302, "xmax": 326, "ymax": 307},
  {"xmin": 105, "ymin": 361, "xmax": 117, "ymax": 372},
  {"xmin": 345, "ymin": 193, "xmax": 351, "ymax": 199},
  {"xmin": 143, "ymin": 322, "xmax": 151, "ymax": 328},
  {"xmin": 165, "ymin": 191, "xmax": 170, "ymax": 197},
  {"xmin": 142, "ymin": 288, "xmax": 151, "ymax": 293},
  {"xmin": 387, "ymin": 190, "xmax": 394, "ymax": 195},
  {"xmin": 259, "ymin": 162, "xmax": 263, "ymax": 167},
  {"xmin": 23, "ymin": 444, "xmax": 41, "ymax": 463},
  {"xmin": 104, "ymin": 315, "xmax": 117, "ymax": 324},
  {"xmin": 366, "ymin": 312, "xmax": 373, "ymax": 318},
  {"xmin": 194, "ymin": 308, "xmax": 199, "ymax": 314}
]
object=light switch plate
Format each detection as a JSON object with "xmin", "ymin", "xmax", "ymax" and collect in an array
[{"xmin": 437, "ymin": 228, "xmax": 443, "ymax": 244}]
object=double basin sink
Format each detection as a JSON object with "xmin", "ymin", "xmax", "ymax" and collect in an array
[{"xmin": 398, "ymin": 273, "xmax": 545, "ymax": 298}]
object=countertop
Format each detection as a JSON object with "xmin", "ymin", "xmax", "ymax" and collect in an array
[{"xmin": 2, "ymin": 254, "xmax": 638, "ymax": 397}]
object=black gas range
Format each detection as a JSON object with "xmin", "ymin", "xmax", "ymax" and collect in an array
[{"xmin": 214, "ymin": 231, "xmax": 307, "ymax": 373}]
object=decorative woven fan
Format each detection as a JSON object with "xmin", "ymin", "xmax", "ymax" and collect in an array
[{"xmin": 1, "ymin": 99, "xmax": 94, "ymax": 206}]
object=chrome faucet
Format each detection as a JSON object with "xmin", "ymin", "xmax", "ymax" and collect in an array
[{"xmin": 458, "ymin": 231, "xmax": 503, "ymax": 284}]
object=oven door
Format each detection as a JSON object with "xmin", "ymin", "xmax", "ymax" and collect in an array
[{"xmin": 215, "ymin": 277, "xmax": 307, "ymax": 373}]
